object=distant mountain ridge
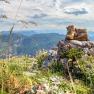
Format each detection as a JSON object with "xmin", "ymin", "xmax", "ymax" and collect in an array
[
  {"xmin": 17, "ymin": 33, "xmax": 65, "ymax": 55},
  {"xmin": 88, "ymin": 32, "xmax": 94, "ymax": 41},
  {"xmin": 0, "ymin": 31, "xmax": 94, "ymax": 56},
  {"xmin": 0, "ymin": 32, "xmax": 65, "ymax": 56}
]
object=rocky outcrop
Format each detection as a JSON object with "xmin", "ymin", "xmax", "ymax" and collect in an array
[
  {"xmin": 57, "ymin": 40, "xmax": 94, "ymax": 56},
  {"xmin": 65, "ymin": 25, "xmax": 88, "ymax": 41},
  {"xmin": 57, "ymin": 25, "xmax": 94, "ymax": 61}
]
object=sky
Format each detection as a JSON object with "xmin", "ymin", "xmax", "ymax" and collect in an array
[{"xmin": 0, "ymin": 0, "xmax": 94, "ymax": 32}]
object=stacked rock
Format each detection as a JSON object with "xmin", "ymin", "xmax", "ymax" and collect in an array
[{"xmin": 57, "ymin": 25, "xmax": 94, "ymax": 61}]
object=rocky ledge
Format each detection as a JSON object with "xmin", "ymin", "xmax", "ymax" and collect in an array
[{"xmin": 57, "ymin": 25, "xmax": 94, "ymax": 61}]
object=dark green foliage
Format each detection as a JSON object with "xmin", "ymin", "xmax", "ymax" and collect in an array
[
  {"xmin": 61, "ymin": 48, "xmax": 83, "ymax": 59},
  {"xmin": 36, "ymin": 50, "xmax": 48, "ymax": 68},
  {"xmin": 49, "ymin": 61, "xmax": 63, "ymax": 73},
  {"xmin": 8, "ymin": 63, "xmax": 23, "ymax": 75},
  {"xmin": 59, "ymin": 81, "xmax": 72, "ymax": 92}
]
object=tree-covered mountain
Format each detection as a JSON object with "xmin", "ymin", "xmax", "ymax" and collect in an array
[
  {"xmin": 16, "ymin": 33, "xmax": 65, "ymax": 55},
  {"xmin": 0, "ymin": 32, "xmax": 65, "ymax": 56},
  {"xmin": 0, "ymin": 31, "xmax": 94, "ymax": 56}
]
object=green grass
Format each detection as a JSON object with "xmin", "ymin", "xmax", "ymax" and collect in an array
[{"xmin": 0, "ymin": 50, "xmax": 94, "ymax": 94}]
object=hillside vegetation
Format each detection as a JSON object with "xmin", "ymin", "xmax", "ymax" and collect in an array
[{"xmin": 0, "ymin": 49, "xmax": 94, "ymax": 94}]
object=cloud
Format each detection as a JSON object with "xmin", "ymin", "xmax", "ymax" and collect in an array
[
  {"xmin": 64, "ymin": 7, "xmax": 88, "ymax": 15},
  {"xmin": 0, "ymin": 0, "xmax": 94, "ymax": 31},
  {"xmin": 31, "ymin": 13, "xmax": 48, "ymax": 19},
  {"xmin": 0, "ymin": 0, "xmax": 10, "ymax": 4},
  {"xmin": 63, "ymin": 0, "xmax": 83, "ymax": 3}
]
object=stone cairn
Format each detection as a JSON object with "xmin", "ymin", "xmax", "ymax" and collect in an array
[{"xmin": 57, "ymin": 25, "xmax": 94, "ymax": 61}]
